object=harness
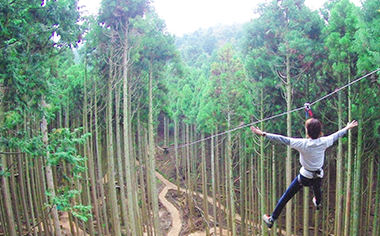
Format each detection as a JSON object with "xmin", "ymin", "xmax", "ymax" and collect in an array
[
  {"xmin": 305, "ymin": 168, "xmax": 323, "ymax": 179},
  {"xmin": 297, "ymin": 168, "xmax": 323, "ymax": 184}
]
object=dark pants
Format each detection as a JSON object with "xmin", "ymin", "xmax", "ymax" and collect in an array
[{"xmin": 271, "ymin": 174, "xmax": 322, "ymax": 220}]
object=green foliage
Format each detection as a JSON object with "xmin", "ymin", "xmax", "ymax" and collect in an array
[
  {"xmin": 49, "ymin": 189, "xmax": 92, "ymax": 221},
  {"xmin": 99, "ymin": 0, "xmax": 151, "ymax": 28},
  {"xmin": 48, "ymin": 128, "xmax": 90, "ymax": 178},
  {"xmin": 355, "ymin": 0, "xmax": 380, "ymax": 71},
  {"xmin": 175, "ymin": 24, "xmax": 243, "ymax": 68}
]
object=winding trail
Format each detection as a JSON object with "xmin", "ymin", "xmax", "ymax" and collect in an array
[
  {"xmin": 155, "ymin": 171, "xmax": 290, "ymax": 236},
  {"xmin": 155, "ymin": 171, "xmax": 239, "ymax": 236},
  {"xmin": 156, "ymin": 172, "xmax": 183, "ymax": 236}
]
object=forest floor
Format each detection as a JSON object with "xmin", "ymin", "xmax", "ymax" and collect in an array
[
  {"xmin": 156, "ymin": 169, "xmax": 231, "ymax": 236},
  {"xmin": 61, "ymin": 211, "xmax": 88, "ymax": 236},
  {"xmin": 155, "ymin": 149, "xmax": 237, "ymax": 236}
]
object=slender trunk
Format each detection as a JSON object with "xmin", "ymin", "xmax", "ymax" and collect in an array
[
  {"xmin": 344, "ymin": 77, "xmax": 353, "ymax": 236},
  {"xmin": 83, "ymin": 56, "xmax": 95, "ymax": 236},
  {"xmin": 123, "ymin": 20, "xmax": 139, "ymax": 235},
  {"xmin": 9, "ymin": 153, "xmax": 22, "ymax": 233},
  {"xmin": 239, "ymin": 135, "xmax": 246, "ymax": 234},
  {"xmin": 227, "ymin": 112, "xmax": 236, "ymax": 236},
  {"xmin": 201, "ymin": 132, "xmax": 210, "ymax": 235},
  {"xmin": 352, "ymin": 83, "xmax": 363, "ymax": 235},
  {"xmin": 41, "ymin": 97, "xmax": 62, "ymax": 236},
  {"xmin": 1, "ymin": 156, "xmax": 17, "ymax": 236},
  {"xmin": 285, "ymin": 52, "xmax": 292, "ymax": 236},
  {"xmin": 365, "ymin": 155, "xmax": 374, "ymax": 233},
  {"xmin": 107, "ymin": 32, "xmax": 121, "ymax": 235},
  {"xmin": 335, "ymin": 76, "xmax": 343, "ymax": 236},
  {"xmin": 215, "ymin": 126, "xmax": 221, "ymax": 236},
  {"xmin": 137, "ymin": 112, "xmax": 149, "ymax": 234},
  {"xmin": 302, "ymin": 188, "xmax": 309, "ymax": 236},
  {"xmin": 211, "ymin": 131, "xmax": 217, "ymax": 235},
  {"xmin": 272, "ymin": 145, "xmax": 277, "ymax": 236},
  {"xmin": 186, "ymin": 123, "xmax": 194, "ymax": 229},
  {"xmin": 372, "ymin": 156, "xmax": 380, "ymax": 233},
  {"xmin": 259, "ymin": 89, "xmax": 267, "ymax": 235},
  {"xmin": 31, "ymin": 152, "xmax": 43, "ymax": 236},
  {"xmin": 148, "ymin": 62, "xmax": 161, "ymax": 235},
  {"xmin": 94, "ymin": 82, "xmax": 108, "ymax": 235},
  {"xmin": 24, "ymin": 114, "xmax": 36, "ymax": 235},
  {"xmin": 175, "ymin": 119, "xmax": 180, "ymax": 195},
  {"xmin": 88, "ymin": 96, "xmax": 102, "ymax": 235},
  {"xmin": 116, "ymin": 84, "xmax": 129, "ymax": 228}
]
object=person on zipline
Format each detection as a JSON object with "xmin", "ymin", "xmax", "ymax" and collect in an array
[{"xmin": 250, "ymin": 118, "xmax": 358, "ymax": 228}]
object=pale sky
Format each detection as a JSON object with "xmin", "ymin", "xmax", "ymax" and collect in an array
[{"xmin": 78, "ymin": 0, "xmax": 362, "ymax": 36}]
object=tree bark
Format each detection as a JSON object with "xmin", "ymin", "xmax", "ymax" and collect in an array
[
  {"xmin": 148, "ymin": 62, "xmax": 161, "ymax": 236},
  {"xmin": 1, "ymin": 156, "xmax": 17, "ymax": 236},
  {"xmin": 344, "ymin": 77, "xmax": 353, "ymax": 236},
  {"xmin": 106, "ymin": 31, "xmax": 122, "ymax": 235},
  {"xmin": 259, "ymin": 89, "xmax": 267, "ymax": 235},
  {"xmin": 94, "ymin": 80, "xmax": 109, "ymax": 235},
  {"xmin": 41, "ymin": 97, "xmax": 62, "ymax": 236},
  {"xmin": 285, "ymin": 52, "xmax": 292, "ymax": 236},
  {"xmin": 352, "ymin": 82, "xmax": 363, "ymax": 235}
]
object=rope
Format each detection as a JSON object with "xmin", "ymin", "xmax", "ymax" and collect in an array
[{"xmin": 168, "ymin": 68, "xmax": 380, "ymax": 150}]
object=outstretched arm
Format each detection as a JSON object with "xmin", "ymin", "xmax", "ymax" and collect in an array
[
  {"xmin": 250, "ymin": 126, "xmax": 291, "ymax": 145},
  {"xmin": 329, "ymin": 120, "xmax": 358, "ymax": 142}
]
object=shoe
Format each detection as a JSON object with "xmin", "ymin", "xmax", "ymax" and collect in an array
[
  {"xmin": 262, "ymin": 214, "xmax": 274, "ymax": 228},
  {"xmin": 313, "ymin": 197, "xmax": 322, "ymax": 210}
]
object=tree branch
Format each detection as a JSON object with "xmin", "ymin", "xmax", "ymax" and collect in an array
[{"xmin": 23, "ymin": 205, "xmax": 54, "ymax": 236}]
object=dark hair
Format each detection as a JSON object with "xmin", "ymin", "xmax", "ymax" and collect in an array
[{"xmin": 305, "ymin": 118, "xmax": 322, "ymax": 139}]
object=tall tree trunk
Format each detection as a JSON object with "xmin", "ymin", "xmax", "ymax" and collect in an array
[
  {"xmin": 239, "ymin": 135, "xmax": 246, "ymax": 235},
  {"xmin": 185, "ymin": 123, "xmax": 194, "ymax": 229},
  {"xmin": 227, "ymin": 112, "xmax": 236, "ymax": 236},
  {"xmin": 10, "ymin": 153, "xmax": 22, "ymax": 233},
  {"xmin": 352, "ymin": 82, "xmax": 363, "ymax": 235},
  {"xmin": 259, "ymin": 89, "xmax": 267, "ymax": 236},
  {"xmin": 365, "ymin": 155, "xmax": 374, "ymax": 233},
  {"xmin": 344, "ymin": 76, "xmax": 353, "ymax": 236},
  {"xmin": 94, "ymin": 81, "xmax": 108, "ymax": 235},
  {"xmin": 148, "ymin": 62, "xmax": 161, "ymax": 236},
  {"xmin": 137, "ymin": 112, "xmax": 149, "ymax": 234},
  {"xmin": 372, "ymin": 156, "xmax": 380, "ymax": 234},
  {"xmin": 272, "ymin": 145, "xmax": 278, "ymax": 236},
  {"xmin": 41, "ymin": 97, "xmax": 62, "ymax": 236},
  {"xmin": 201, "ymin": 132, "xmax": 210, "ymax": 235},
  {"xmin": 106, "ymin": 32, "xmax": 122, "ymax": 235},
  {"xmin": 285, "ymin": 52, "xmax": 292, "ymax": 236},
  {"xmin": 215, "ymin": 126, "xmax": 221, "ymax": 236},
  {"xmin": 122, "ymin": 21, "xmax": 139, "ymax": 235},
  {"xmin": 1, "ymin": 156, "xmax": 17, "ymax": 236},
  {"xmin": 334, "ymin": 75, "xmax": 344, "ymax": 236},
  {"xmin": 115, "ymin": 84, "xmax": 129, "ymax": 229},
  {"xmin": 24, "ymin": 114, "xmax": 36, "ymax": 236},
  {"xmin": 83, "ymin": 55, "xmax": 96, "ymax": 236},
  {"xmin": 174, "ymin": 119, "xmax": 180, "ymax": 195},
  {"xmin": 211, "ymin": 132, "xmax": 217, "ymax": 235}
]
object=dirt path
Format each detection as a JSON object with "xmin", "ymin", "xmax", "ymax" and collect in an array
[
  {"xmin": 60, "ymin": 211, "xmax": 89, "ymax": 236},
  {"xmin": 156, "ymin": 171, "xmax": 240, "ymax": 236},
  {"xmin": 156, "ymin": 172, "xmax": 183, "ymax": 236}
]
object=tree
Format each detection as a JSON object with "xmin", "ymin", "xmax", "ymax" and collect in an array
[
  {"xmin": 243, "ymin": 0, "xmax": 323, "ymax": 234},
  {"xmin": 0, "ymin": 1, "xmax": 83, "ymax": 235},
  {"xmin": 135, "ymin": 9, "xmax": 176, "ymax": 235},
  {"xmin": 322, "ymin": 0, "xmax": 359, "ymax": 234}
]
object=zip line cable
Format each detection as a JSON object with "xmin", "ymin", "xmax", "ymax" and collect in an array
[{"xmin": 167, "ymin": 68, "xmax": 380, "ymax": 151}]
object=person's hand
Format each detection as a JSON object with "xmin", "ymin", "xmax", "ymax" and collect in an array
[
  {"xmin": 345, "ymin": 120, "xmax": 358, "ymax": 130},
  {"xmin": 250, "ymin": 126, "xmax": 265, "ymax": 136}
]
